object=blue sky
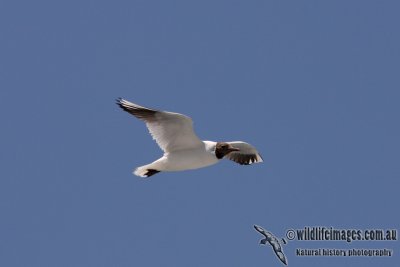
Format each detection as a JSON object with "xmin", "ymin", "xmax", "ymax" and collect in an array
[{"xmin": 1, "ymin": 1, "xmax": 399, "ymax": 266}]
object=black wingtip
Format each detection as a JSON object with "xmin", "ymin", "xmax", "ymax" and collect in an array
[{"xmin": 144, "ymin": 169, "xmax": 160, "ymax": 177}]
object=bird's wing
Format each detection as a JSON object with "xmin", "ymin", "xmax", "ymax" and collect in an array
[
  {"xmin": 225, "ymin": 142, "xmax": 263, "ymax": 165},
  {"xmin": 270, "ymin": 238, "xmax": 283, "ymax": 251},
  {"xmin": 254, "ymin": 225, "xmax": 268, "ymax": 237},
  {"xmin": 116, "ymin": 98, "xmax": 203, "ymax": 153},
  {"xmin": 276, "ymin": 251, "xmax": 288, "ymax": 265}
]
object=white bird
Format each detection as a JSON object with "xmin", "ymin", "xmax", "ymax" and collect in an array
[{"xmin": 116, "ymin": 98, "xmax": 263, "ymax": 177}]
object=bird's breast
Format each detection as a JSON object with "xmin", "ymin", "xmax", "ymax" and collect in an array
[{"xmin": 162, "ymin": 148, "xmax": 219, "ymax": 171}]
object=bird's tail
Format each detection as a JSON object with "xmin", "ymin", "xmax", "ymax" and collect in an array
[{"xmin": 134, "ymin": 166, "xmax": 160, "ymax": 177}]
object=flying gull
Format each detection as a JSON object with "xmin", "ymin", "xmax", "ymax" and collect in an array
[
  {"xmin": 254, "ymin": 225, "xmax": 288, "ymax": 265},
  {"xmin": 116, "ymin": 98, "xmax": 263, "ymax": 177}
]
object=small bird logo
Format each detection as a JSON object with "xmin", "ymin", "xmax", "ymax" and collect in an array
[{"xmin": 254, "ymin": 225, "xmax": 288, "ymax": 265}]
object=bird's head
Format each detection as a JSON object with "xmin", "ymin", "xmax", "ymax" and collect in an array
[
  {"xmin": 260, "ymin": 238, "xmax": 267, "ymax": 245},
  {"xmin": 215, "ymin": 142, "xmax": 240, "ymax": 159}
]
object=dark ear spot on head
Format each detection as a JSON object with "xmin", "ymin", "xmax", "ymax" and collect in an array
[
  {"xmin": 215, "ymin": 142, "xmax": 224, "ymax": 159},
  {"xmin": 215, "ymin": 142, "xmax": 235, "ymax": 159}
]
